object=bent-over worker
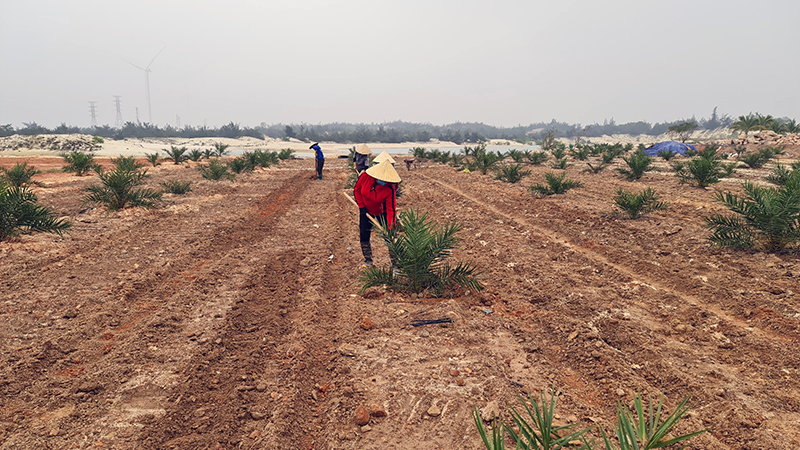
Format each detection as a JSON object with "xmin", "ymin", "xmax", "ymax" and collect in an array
[
  {"xmin": 354, "ymin": 159, "xmax": 401, "ymax": 268},
  {"xmin": 310, "ymin": 142, "xmax": 324, "ymax": 180},
  {"xmin": 354, "ymin": 144, "xmax": 372, "ymax": 174}
]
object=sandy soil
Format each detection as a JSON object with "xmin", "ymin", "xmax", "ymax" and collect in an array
[{"xmin": 1, "ymin": 146, "xmax": 799, "ymax": 449}]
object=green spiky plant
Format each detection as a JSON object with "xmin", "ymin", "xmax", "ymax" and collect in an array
[
  {"xmin": 163, "ymin": 146, "xmax": 188, "ymax": 165},
  {"xmin": 584, "ymin": 161, "xmax": 607, "ymax": 174},
  {"xmin": 527, "ymin": 151, "xmax": 549, "ymax": 165},
  {"xmin": 473, "ymin": 413, "xmax": 505, "ymax": 450},
  {"xmin": 569, "ymin": 146, "xmax": 591, "ymax": 161},
  {"xmin": 161, "ymin": 180, "xmax": 192, "ymax": 195},
  {"xmin": 0, "ymin": 181, "xmax": 71, "ymax": 241},
  {"xmin": 601, "ymin": 148, "xmax": 623, "ymax": 164},
  {"xmin": 507, "ymin": 149, "xmax": 526, "ymax": 163},
  {"xmin": 111, "ymin": 155, "xmax": 144, "ymax": 173},
  {"xmin": 551, "ymin": 145, "xmax": 567, "ymax": 160},
  {"xmin": 228, "ymin": 156, "xmax": 254, "ymax": 173},
  {"xmin": 766, "ymin": 163, "xmax": 794, "ymax": 186},
  {"xmin": 213, "ymin": 142, "xmax": 230, "ymax": 157},
  {"xmin": 739, "ymin": 147, "xmax": 775, "ymax": 169},
  {"xmin": 551, "ymin": 158, "xmax": 569, "ymax": 170},
  {"xmin": 144, "ymin": 152, "xmax": 161, "ymax": 167},
  {"xmin": 657, "ymin": 150, "xmax": 675, "ymax": 161},
  {"xmin": 673, "ymin": 146, "xmax": 726, "ymax": 188},
  {"xmin": 1, "ymin": 162, "xmax": 44, "ymax": 188},
  {"xmin": 474, "ymin": 387, "xmax": 593, "ymax": 450},
  {"xmin": 529, "ymin": 172, "xmax": 583, "ymax": 196},
  {"xmin": 202, "ymin": 148, "xmax": 215, "ymax": 159},
  {"xmin": 704, "ymin": 173, "xmax": 800, "ymax": 252},
  {"xmin": 358, "ymin": 208, "xmax": 483, "ymax": 296},
  {"xmin": 278, "ymin": 148, "xmax": 295, "ymax": 160},
  {"xmin": 83, "ymin": 167, "xmax": 162, "ymax": 211},
  {"xmin": 61, "ymin": 151, "xmax": 97, "ymax": 176},
  {"xmin": 614, "ymin": 187, "xmax": 668, "ymax": 219},
  {"xmin": 450, "ymin": 152, "xmax": 465, "ymax": 169},
  {"xmin": 494, "ymin": 163, "xmax": 531, "ymax": 183},
  {"xmin": 411, "ymin": 147, "xmax": 427, "ymax": 158},
  {"xmin": 198, "ymin": 159, "xmax": 235, "ymax": 181},
  {"xmin": 506, "ymin": 388, "xmax": 594, "ymax": 450},
  {"xmin": 187, "ymin": 149, "xmax": 204, "ymax": 162},
  {"xmin": 600, "ymin": 392, "xmax": 708, "ymax": 450},
  {"xmin": 466, "ymin": 142, "xmax": 501, "ymax": 175},
  {"xmin": 617, "ymin": 150, "xmax": 653, "ymax": 181}
]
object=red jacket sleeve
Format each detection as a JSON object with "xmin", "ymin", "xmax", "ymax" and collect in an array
[{"xmin": 353, "ymin": 173, "xmax": 369, "ymax": 208}]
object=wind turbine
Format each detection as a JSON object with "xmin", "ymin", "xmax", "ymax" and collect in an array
[{"xmin": 124, "ymin": 47, "xmax": 165, "ymax": 124}]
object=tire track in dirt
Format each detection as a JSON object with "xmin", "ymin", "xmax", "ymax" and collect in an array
[
  {"xmin": 0, "ymin": 172, "xmax": 315, "ymax": 448},
  {"xmin": 135, "ymin": 173, "xmax": 354, "ymax": 449}
]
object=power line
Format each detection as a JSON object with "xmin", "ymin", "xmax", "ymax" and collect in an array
[{"xmin": 113, "ymin": 96, "xmax": 123, "ymax": 128}]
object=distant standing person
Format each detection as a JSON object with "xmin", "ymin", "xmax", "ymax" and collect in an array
[
  {"xmin": 310, "ymin": 142, "xmax": 324, "ymax": 180},
  {"xmin": 354, "ymin": 160, "xmax": 401, "ymax": 269},
  {"xmin": 354, "ymin": 144, "xmax": 372, "ymax": 174}
]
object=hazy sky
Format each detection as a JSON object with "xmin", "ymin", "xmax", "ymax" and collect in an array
[{"xmin": 1, "ymin": 0, "xmax": 798, "ymax": 129}]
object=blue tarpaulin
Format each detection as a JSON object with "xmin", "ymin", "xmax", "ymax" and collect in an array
[{"xmin": 643, "ymin": 141, "xmax": 697, "ymax": 157}]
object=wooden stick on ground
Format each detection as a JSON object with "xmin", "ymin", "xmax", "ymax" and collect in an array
[{"xmin": 341, "ymin": 191, "xmax": 384, "ymax": 232}]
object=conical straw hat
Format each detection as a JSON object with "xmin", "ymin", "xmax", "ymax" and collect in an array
[
  {"xmin": 373, "ymin": 150, "xmax": 396, "ymax": 164},
  {"xmin": 366, "ymin": 159, "xmax": 401, "ymax": 183},
  {"xmin": 355, "ymin": 144, "xmax": 372, "ymax": 155}
]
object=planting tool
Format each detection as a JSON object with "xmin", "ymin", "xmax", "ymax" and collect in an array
[{"xmin": 411, "ymin": 318, "xmax": 453, "ymax": 327}]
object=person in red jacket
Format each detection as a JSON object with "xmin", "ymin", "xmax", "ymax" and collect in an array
[{"xmin": 354, "ymin": 159, "xmax": 401, "ymax": 268}]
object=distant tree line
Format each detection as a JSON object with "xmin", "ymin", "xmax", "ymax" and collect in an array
[{"xmin": 2, "ymin": 108, "xmax": 796, "ymax": 144}]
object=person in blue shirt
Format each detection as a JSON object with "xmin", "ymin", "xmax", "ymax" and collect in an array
[{"xmin": 310, "ymin": 142, "xmax": 324, "ymax": 180}]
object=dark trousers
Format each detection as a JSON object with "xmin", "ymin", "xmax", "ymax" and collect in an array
[
  {"xmin": 315, "ymin": 158, "xmax": 324, "ymax": 179},
  {"xmin": 359, "ymin": 209, "xmax": 385, "ymax": 265}
]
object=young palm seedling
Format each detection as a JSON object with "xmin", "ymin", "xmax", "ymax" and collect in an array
[
  {"xmin": 213, "ymin": 142, "xmax": 230, "ymax": 157},
  {"xmin": 198, "ymin": 159, "xmax": 235, "ymax": 181},
  {"xmin": 0, "ymin": 181, "xmax": 70, "ymax": 241},
  {"xmin": 657, "ymin": 150, "xmax": 675, "ymax": 161},
  {"xmin": 228, "ymin": 156, "xmax": 254, "ymax": 174},
  {"xmin": 584, "ymin": 161, "xmax": 607, "ymax": 174},
  {"xmin": 739, "ymin": 147, "xmax": 775, "ymax": 169},
  {"xmin": 358, "ymin": 208, "xmax": 483, "ymax": 297},
  {"xmin": 466, "ymin": 142, "xmax": 501, "ymax": 175},
  {"xmin": 569, "ymin": 146, "xmax": 591, "ymax": 161},
  {"xmin": 111, "ymin": 155, "xmax": 144, "ymax": 173},
  {"xmin": 144, "ymin": 152, "xmax": 161, "ymax": 167},
  {"xmin": 187, "ymin": 149, "xmax": 204, "ymax": 162},
  {"xmin": 163, "ymin": 146, "xmax": 188, "ymax": 165},
  {"xmin": 617, "ymin": 150, "xmax": 653, "ymax": 181},
  {"xmin": 494, "ymin": 163, "xmax": 531, "ymax": 183},
  {"xmin": 507, "ymin": 149, "xmax": 526, "ymax": 163},
  {"xmin": 599, "ymin": 392, "xmax": 708, "ymax": 450},
  {"xmin": 614, "ymin": 187, "xmax": 668, "ymax": 219},
  {"xmin": 83, "ymin": 167, "xmax": 162, "ymax": 211},
  {"xmin": 551, "ymin": 158, "xmax": 569, "ymax": 170},
  {"xmin": 1, "ymin": 162, "xmax": 44, "ymax": 188},
  {"xmin": 161, "ymin": 180, "xmax": 192, "ymax": 195},
  {"xmin": 278, "ymin": 148, "xmax": 295, "ymax": 160},
  {"xmin": 202, "ymin": 148, "xmax": 216, "ymax": 159},
  {"xmin": 704, "ymin": 173, "xmax": 800, "ymax": 252},
  {"xmin": 766, "ymin": 163, "xmax": 794, "ymax": 186},
  {"xmin": 473, "ymin": 386, "xmax": 593, "ymax": 450},
  {"xmin": 527, "ymin": 151, "xmax": 549, "ymax": 165},
  {"xmin": 61, "ymin": 151, "xmax": 97, "ymax": 176},
  {"xmin": 529, "ymin": 171, "xmax": 584, "ymax": 196},
  {"xmin": 551, "ymin": 145, "xmax": 567, "ymax": 160}
]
